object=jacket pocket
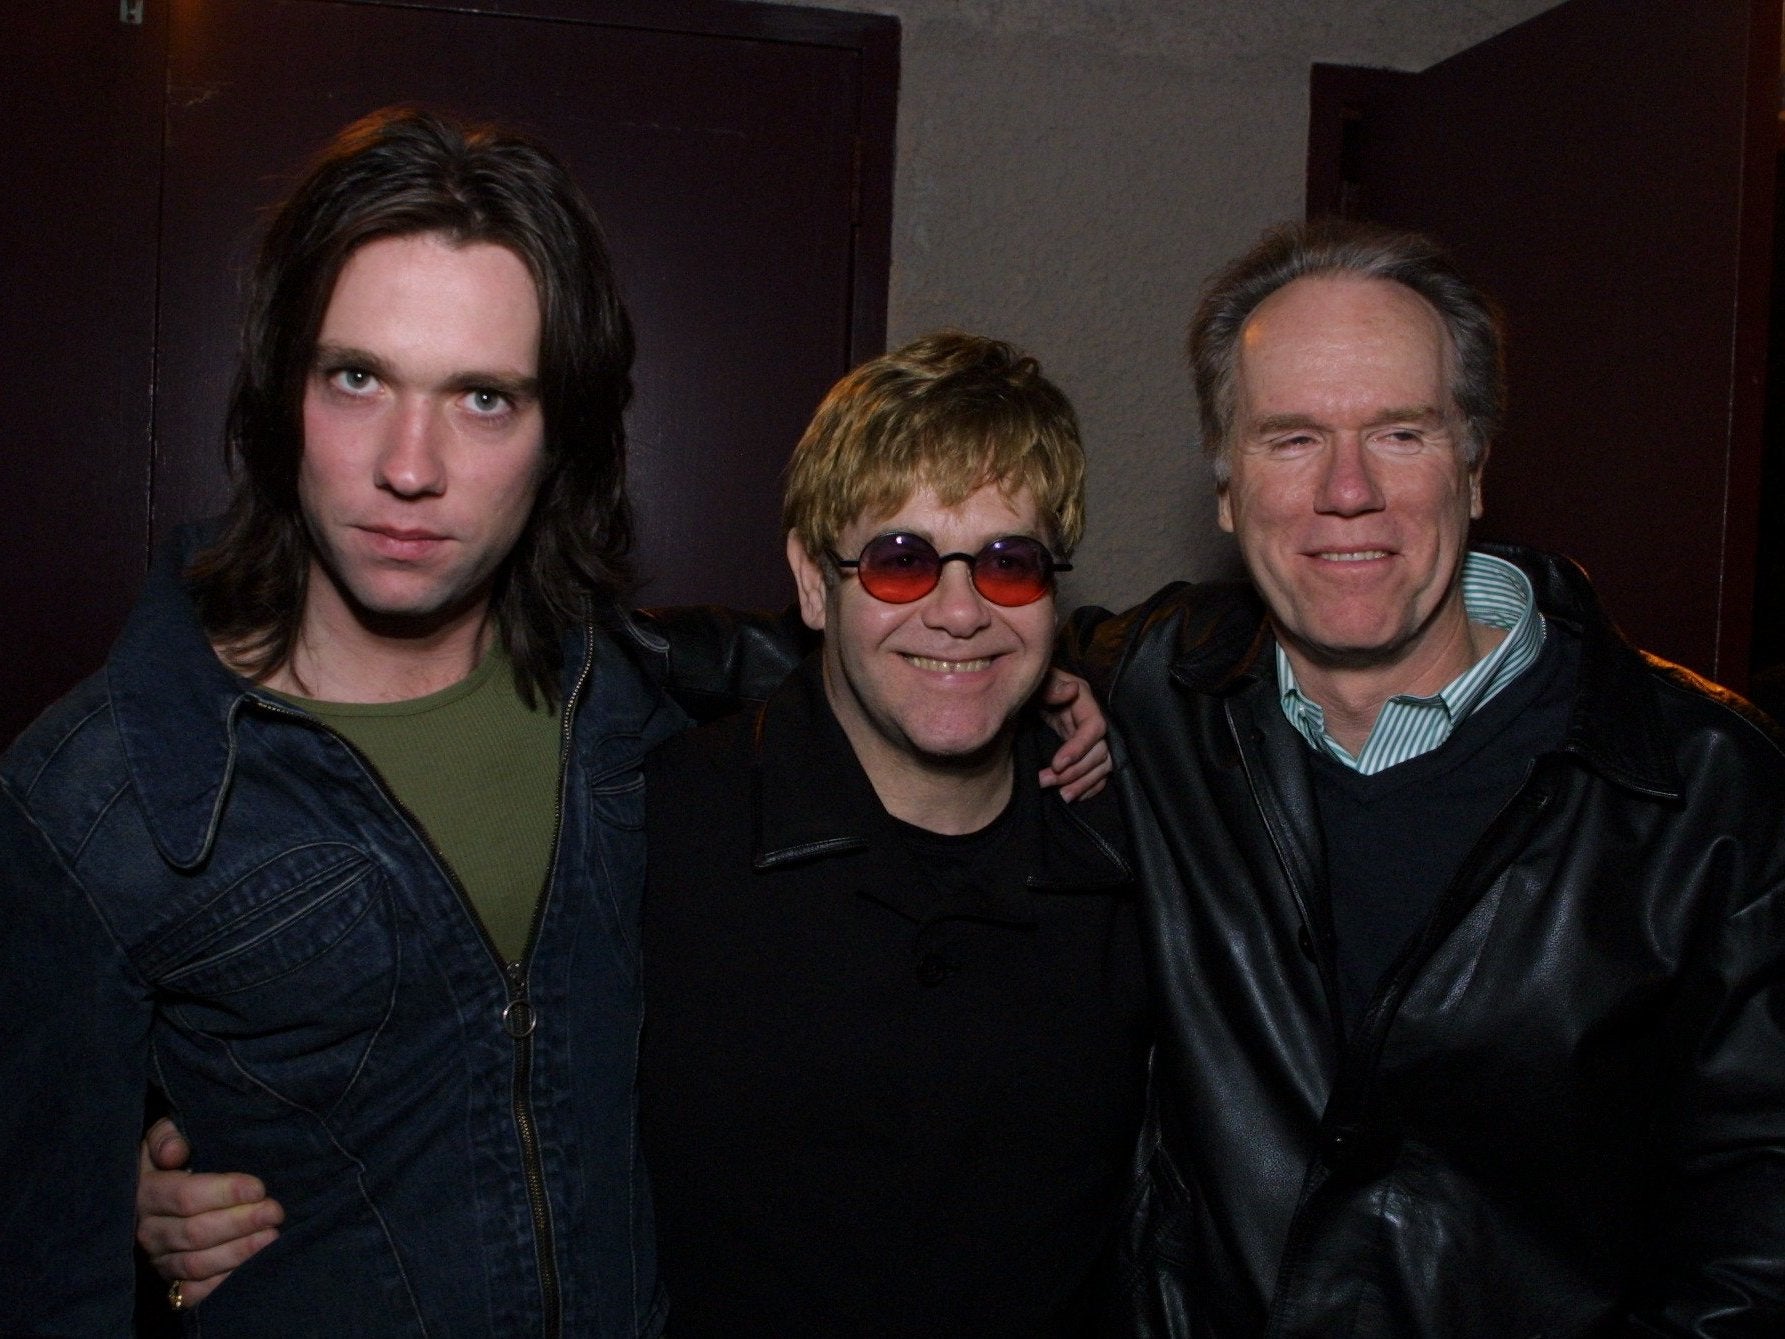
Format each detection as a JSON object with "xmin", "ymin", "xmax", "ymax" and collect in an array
[{"xmin": 144, "ymin": 842, "xmax": 398, "ymax": 1113}]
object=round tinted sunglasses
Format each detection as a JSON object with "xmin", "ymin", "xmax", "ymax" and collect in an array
[{"xmin": 828, "ymin": 532, "xmax": 1071, "ymax": 607}]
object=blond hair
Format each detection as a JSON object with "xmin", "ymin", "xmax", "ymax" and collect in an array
[{"xmin": 783, "ymin": 331, "xmax": 1085, "ymax": 561}]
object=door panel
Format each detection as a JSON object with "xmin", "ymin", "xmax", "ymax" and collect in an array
[
  {"xmin": 1309, "ymin": 0, "xmax": 1777, "ymax": 684},
  {"xmin": 0, "ymin": 3, "xmax": 165, "ymax": 745}
]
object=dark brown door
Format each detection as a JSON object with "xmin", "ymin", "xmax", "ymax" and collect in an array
[
  {"xmin": 1, "ymin": 4, "xmax": 165, "ymax": 747},
  {"xmin": 1308, "ymin": 0, "xmax": 1777, "ymax": 686},
  {"xmin": 1, "ymin": 0, "xmax": 896, "ymax": 745}
]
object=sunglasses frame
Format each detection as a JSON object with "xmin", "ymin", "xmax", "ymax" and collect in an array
[{"xmin": 827, "ymin": 531, "xmax": 1071, "ymax": 607}]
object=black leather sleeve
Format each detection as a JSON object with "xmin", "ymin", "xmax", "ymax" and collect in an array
[
  {"xmin": 634, "ymin": 604, "xmax": 813, "ymax": 723},
  {"xmin": 1097, "ymin": 1052, "xmax": 1200, "ymax": 1339}
]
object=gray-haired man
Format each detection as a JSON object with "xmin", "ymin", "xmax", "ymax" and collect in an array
[{"xmin": 1072, "ymin": 219, "xmax": 1785, "ymax": 1336}]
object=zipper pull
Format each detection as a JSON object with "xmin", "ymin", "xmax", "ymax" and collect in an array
[{"xmin": 501, "ymin": 962, "xmax": 536, "ymax": 1038}]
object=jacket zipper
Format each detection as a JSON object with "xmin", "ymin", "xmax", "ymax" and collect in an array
[
  {"xmin": 505, "ymin": 626, "xmax": 592, "ymax": 1339},
  {"xmin": 248, "ymin": 628, "xmax": 592, "ymax": 1338}
]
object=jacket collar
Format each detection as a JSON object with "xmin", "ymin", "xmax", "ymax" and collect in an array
[
  {"xmin": 1481, "ymin": 542, "xmax": 1681, "ymax": 799},
  {"xmin": 105, "ymin": 527, "xmax": 627, "ymax": 870},
  {"xmin": 1168, "ymin": 543, "xmax": 1685, "ymax": 800},
  {"xmin": 105, "ymin": 533, "xmax": 258, "ymax": 870},
  {"xmin": 751, "ymin": 657, "xmax": 1131, "ymax": 913}
]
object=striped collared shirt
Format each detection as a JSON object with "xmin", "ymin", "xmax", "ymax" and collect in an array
[{"xmin": 1275, "ymin": 550, "xmax": 1546, "ymax": 776}]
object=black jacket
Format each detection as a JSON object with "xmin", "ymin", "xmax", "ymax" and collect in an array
[
  {"xmin": 638, "ymin": 658, "xmax": 1151, "ymax": 1337},
  {"xmin": 1065, "ymin": 545, "xmax": 1785, "ymax": 1338}
]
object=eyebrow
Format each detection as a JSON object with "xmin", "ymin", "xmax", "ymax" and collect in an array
[
  {"xmin": 1248, "ymin": 405, "xmax": 1447, "ymax": 435},
  {"xmin": 312, "ymin": 343, "xmax": 393, "ymax": 380},
  {"xmin": 312, "ymin": 343, "xmax": 540, "ymax": 400}
]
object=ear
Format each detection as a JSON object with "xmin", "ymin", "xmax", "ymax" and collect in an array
[
  {"xmin": 1216, "ymin": 484, "xmax": 1235, "ymax": 535},
  {"xmin": 787, "ymin": 531, "xmax": 829, "ymax": 633},
  {"xmin": 1468, "ymin": 443, "xmax": 1488, "ymax": 520}
]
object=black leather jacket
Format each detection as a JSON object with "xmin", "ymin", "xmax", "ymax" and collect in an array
[{"xmin": 1067, "ymin": 545, "xmax": 1785, "ymax": 1338}]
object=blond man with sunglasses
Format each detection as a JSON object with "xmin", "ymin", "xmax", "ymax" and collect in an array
[{"xmin": 634, "ymin": 331, "xmax": 1147, "ymax": 1335}]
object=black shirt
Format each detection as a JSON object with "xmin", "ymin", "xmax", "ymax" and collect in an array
[{"xmin": 638, "ymin": 660, "xmax": 1149, "ymax": 1337}]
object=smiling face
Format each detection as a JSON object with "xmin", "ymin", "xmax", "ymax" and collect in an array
[
  {"xmin": 789, "ymin": 481, "xmax": 1058, "ymax": 799},
  {"xmin": 1218, "ymin": 273, "xmax": 1483, "ymax": 694},
  {"xmin": 297, "ymin": 232, "xmax": 546, "ymax": 646}
]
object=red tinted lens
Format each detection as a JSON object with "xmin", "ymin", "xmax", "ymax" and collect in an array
[
  {"xmin": 970, "ymin": 537, "xmax": 1053, "ymax": 606},
  {"xmin": 855, "ymin": 533, "xmax": 942, "ymax": 603}
]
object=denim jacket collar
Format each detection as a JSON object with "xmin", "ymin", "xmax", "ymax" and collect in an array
[
  {"xmin": 102, "ymin": 532, "xmax": 661, "ymax": 872},
  {"xmin": 104, "ymin": 538, "xmax": 258, "ymax": 871}
]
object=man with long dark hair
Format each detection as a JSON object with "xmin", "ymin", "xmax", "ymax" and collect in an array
[{"xmin": 0, "ymin": 106, "xmax": 762, "ymax": 1336}]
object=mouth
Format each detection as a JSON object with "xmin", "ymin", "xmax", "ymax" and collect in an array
[
  {"xmin": 1310, "ymin": 549, "xmax": 1390, "ymax": 563},
  {"xmin": 364, "ymin": 525, "xmax": 448, "ymax": 542},
  {"xmin": 360, "ymin": 526, "xmax": 450, "ymax": 559},
  {"xmin": 901, "ymin": 653, "xmax": 997, "ymax": 673}
]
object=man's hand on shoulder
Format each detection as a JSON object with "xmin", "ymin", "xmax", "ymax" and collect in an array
[
  {"xmin": 1039, "ymin": 670, "xmax": 1112, "ymax": 801},
  {"xmin": 137, "ymin": 1118, "xmax": 284, "ymax": 1307}
]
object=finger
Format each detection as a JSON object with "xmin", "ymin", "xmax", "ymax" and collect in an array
[
  {"xmin": 139, "ymin": 1166, "xmax": 268, "ymax": 1223},
  {"xmin": 1059, "ymin": 738, "xmax": 1110, "ymax": 784},
  {"xmin": 1040, "ymin": 673, "xmax": 1080, "ymax": 706},
  {"xmin": 1037, "ymin": 748, "xmax": 1086, "ymax": 787},
  {"xmin": 144, "ymin": 1118, "xmax": 191, "ymax": 1172},
  {"xmin": 1043, "ymin": 735, "xmax": 1113, "ymax": 795},
  {"xmin": 158, "ymin": 1223, "xmax": 280, "ymax": 1287},
  {"xmin": 141, "ymin": 1191, "xmax": 284, "ymax": 1256},
  {"xmin": 1047, "ymin": 722, "xmax": 1099, "ymax": 777},
  {"xmin": 1056, "ymin": 753, "xmax": 1113, "ymax": 803}
]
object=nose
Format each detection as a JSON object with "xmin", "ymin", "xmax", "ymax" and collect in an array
[
  {"xmin": 375, "ymin": 399, "xmax": 447, "ymax": 499},
  {"xmin": 921, "ymin": 555, "xmax": 994, "ymax": 636},
  {"xmin": 1315, "ymin": 434, "xmax": 1385, "ymax": 516}
]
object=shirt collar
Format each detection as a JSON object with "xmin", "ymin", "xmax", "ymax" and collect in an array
[{"xmin": 1275, "ymin": 550, "xmax": 1546, "ymax": 774}]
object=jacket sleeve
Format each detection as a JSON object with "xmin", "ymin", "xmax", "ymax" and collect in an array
[
  {"xmin": 0, "ymin": 789, "xmax": 150, "ymax": 1338},
  {"xmin": 1058, "ymin": 604, "xmax": 1128, "ymax": 698},
  {"xmin": 634, "ymin": 605, "xmax": 812, "ymax": 722},
  {"xmin": 1634, "ymin": 833, "xmax": 1785, "ymax": 1332},
  {"xmin": 1097, "ymin": 1051, "xmax": 1200, "ymax": 1339}
]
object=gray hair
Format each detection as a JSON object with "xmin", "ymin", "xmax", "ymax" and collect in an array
[{"xmin": 1188, "ymin": 218, "xmax": 1505, "ymax": 482}]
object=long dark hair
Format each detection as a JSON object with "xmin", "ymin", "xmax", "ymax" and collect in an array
[{"xmin": 189, "ymin": 106, "xmax": 635, "ymax": 706}]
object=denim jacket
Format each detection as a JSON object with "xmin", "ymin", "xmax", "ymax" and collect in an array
[{"xmin": 0, "ymin": 540, "xmax": 691, "ymax": 1337}]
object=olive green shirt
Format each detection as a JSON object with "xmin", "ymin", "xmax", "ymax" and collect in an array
[{"xmin": 277, "ymin": 647, "xmax": 562, "ymax": 963}]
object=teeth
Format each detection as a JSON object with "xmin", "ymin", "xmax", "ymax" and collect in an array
[
  {"xmin": 905, "ymin": 655, "xmax": 994, "ymax": 672},
  {"xmin": 1317, "ymin": 550, "xmax": 1387, "ymax": 562}
]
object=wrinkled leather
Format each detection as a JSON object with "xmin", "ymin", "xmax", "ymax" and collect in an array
[
  {"xmin": 634, "ymin": 603, "xmax": 811, "ymax": 722},
  {"xmin": 1068, "ymin": 545, "xmax": 1785, "ymax": 1338}
]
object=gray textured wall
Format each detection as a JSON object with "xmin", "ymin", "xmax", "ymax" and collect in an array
[{"xmin": 751, "ymin": 0, "xmax": 1564, "ymax": 609}]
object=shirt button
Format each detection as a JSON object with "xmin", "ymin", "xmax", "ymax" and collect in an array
[{"xmin": 917, "ymin": 952, "xmax": 952, "ymax": 986}]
